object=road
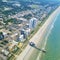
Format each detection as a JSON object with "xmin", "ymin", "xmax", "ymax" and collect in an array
[{"xmin": 16, "ymin": 7, "xmax": 60, "ymax": 60}]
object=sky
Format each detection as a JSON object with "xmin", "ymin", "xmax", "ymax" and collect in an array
[
  {"xmin": 37, "ymin": 0, "xmax": 60, "ymax": 1},
  {"xmin": 3, "ymin": 0, "xmax": 60, "ymax": 1},
  {"xmin": 48, "ymin": 0, "xmax": 60, "ymax": 1}
]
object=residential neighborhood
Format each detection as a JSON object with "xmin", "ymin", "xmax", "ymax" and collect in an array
[{"xmin": 0, "ymin": 0, "xmax": 60, "ymax": 60}]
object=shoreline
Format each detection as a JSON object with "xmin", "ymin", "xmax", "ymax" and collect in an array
[
  {"xmin": 16, "ymin": 6, "xmax": 60, "ymax": 60},
  {"xmin": 36, "ymin": 6, "xmax": 60, "ymax": 60}
]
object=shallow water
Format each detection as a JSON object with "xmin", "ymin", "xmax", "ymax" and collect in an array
[{"xmin": 41, "ymin": 13, "xmax": 60, "ymax": 60}]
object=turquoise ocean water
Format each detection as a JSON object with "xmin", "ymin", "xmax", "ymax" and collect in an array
[{"xmin": 41, "ymin": 13, "xmax": 60, "ymax": 60}]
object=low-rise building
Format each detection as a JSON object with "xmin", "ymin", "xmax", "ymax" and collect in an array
[
  {"xmin": 18, "ymin": 43, "xmax": 23, "ymax": 48},
  {"xmin": 1, "ymin": 49, "xmax": 9, "ymax": 56},
  {"xmin": 0, "ymin": 29, "xmax": 11, "ymax": 38},
  {"xmin": 11, "ymin": 33, "xmax": 19, "ymax": 41},
  {"xmin": 8, "ymin": 40, "xmax": 18, "ymax": 51}
]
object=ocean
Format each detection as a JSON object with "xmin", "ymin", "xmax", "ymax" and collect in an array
[{"xmin": 41, "ymin": 13, "xmax": 60, "ymax": 60}]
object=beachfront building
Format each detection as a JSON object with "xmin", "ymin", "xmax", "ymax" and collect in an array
[
  {"xmin": 29, "ymin": 18, "xmax": 38, "ymax": 30},
  {"xmin": 20, "ymin": 28, "xmax": 31, "ymax": 39},
  {"xmin": 19, "ymin": 35, "xmax": 24, "ymax": 42},
  {"xmin": 25, "ymin": 28, "xmax": 31, "ymax": 36},
  {"xmin": 8, "ymin": 40, "xmax": 18, "ymax": 51},
  {"xmin": 20, "ymin": 29, "xmax": 27, "ymax": 39}
]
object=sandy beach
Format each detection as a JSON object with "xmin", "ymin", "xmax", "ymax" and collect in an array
[{"xmin": 16, "ymin": 6, "xmax": 60, "ymax": 60}]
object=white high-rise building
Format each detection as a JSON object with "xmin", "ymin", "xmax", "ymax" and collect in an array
[{"xmin": 29, "ymin": 18, "xmax": 38, "ymax": 29}]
